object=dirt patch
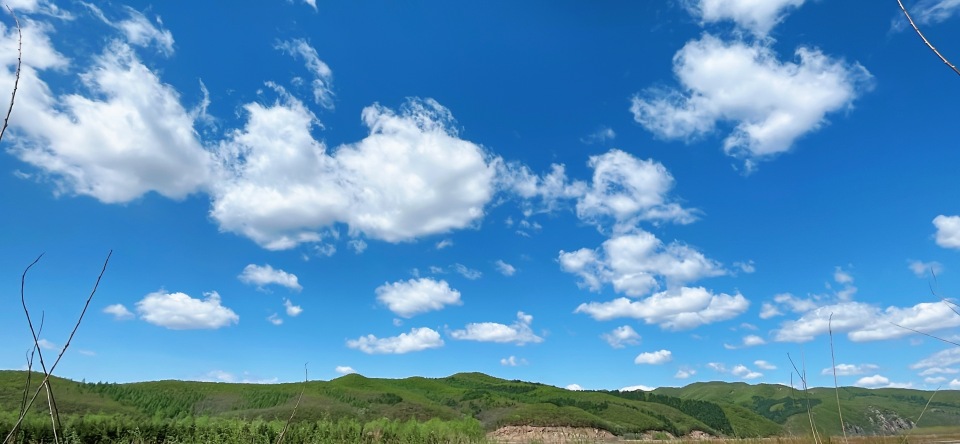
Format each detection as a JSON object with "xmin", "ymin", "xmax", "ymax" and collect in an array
[{"xmin": 488, "ymin": 425, "xmax": 618, "ymax": 443}]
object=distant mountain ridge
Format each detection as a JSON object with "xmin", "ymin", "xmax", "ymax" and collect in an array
[{"xmin": 2, "ymin": 371, "xmax": 959, "ymax": 438}]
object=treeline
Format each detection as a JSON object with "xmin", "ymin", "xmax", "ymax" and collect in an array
[
  {"xmin": 602, "ymin": 390, "xmax": 734, "ymax": 436},
  {"xmin": 0, "ymin": 413, "xmax": 485, "ymax": 444}
]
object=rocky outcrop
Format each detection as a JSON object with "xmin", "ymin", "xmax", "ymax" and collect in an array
[
  {"xmin": 488, "ymin": 426, "xmax": 617, "ymax": 443},
  {"xmin": 866, "ymin": 407, "xmax": 914, "ymax": 434}
]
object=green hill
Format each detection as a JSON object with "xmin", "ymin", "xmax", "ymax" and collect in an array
[
  {"xmin": 3, "ymin": 370, "xmax": 960, "ymax": 442},
  {"xmin": 654, "ymin": 381, "xmax": 960, "ymax": 436}
]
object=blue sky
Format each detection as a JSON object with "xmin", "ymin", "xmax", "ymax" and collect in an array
[{"xmin": 2, "ymin": 0, "xmax": 960, "ymax": 392}]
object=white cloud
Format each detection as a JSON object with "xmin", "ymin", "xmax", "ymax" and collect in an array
[
  {"xmin": 267, "ymin": 313, "xmax": 283, "ymax": 325},
  {"xmin": 348, "ymin": 239, "xmax": 368, "ymax": 254},
  {"xmin": 909, "ymin": 0, "xmax": 960, "ymax": 24},
  {"xmin": 754, "ymin": 360, "xmax": 776, "ymax": 370},
  {"xmin": 734, "ymin": 260, "xmax": 756, "ymax": 274},
  {"xmin": 103, "ymin": 303, "xmax": 134, "ymax": 320},
  {"xmin": 675, "ymin": 368, "xmax": 696, "ymax": 379},
  {"xmin": 951, "ymin": 379, "xmax": 960, "ymax": 389},
  {"xmin": 908, "ymin": 260, "xmax": 944, "ymax": 278},
  {"xmin": 560, "ymin": 230, "xmax": 725, "ymax": 297},
  {"xmin": 436, "ymin": 239, "xmax": 454, "ymax": 249},
  {"xmin": 37, "ymin": 339, "xmax": 57, "ymax": 351},
  {"xmin": 918, "ymin": 367, "xmax": 959, "ymax": 376},
  {"xmin": 707, "ymin": 362, "xmax": 727, "ymax": 372},
  {"xmin": 346, "ymin": 327, "xmax": 444, "ymax": 354},
  {"xmin": 689, "ymin": 0, "xmax": 806, "ymax": 37},
  {"xmin": 742, "ymin": 335, "xmax": 766, "ymax": 347},
  {"xmin": 774, "ymin": 300, "xmax": 960, "ymax": 342},
  {"xmin": 575, "ymin": 286, "xmax": 749, "ymax": 331},
  {"xmin": 575, "ymin": 150, "xmax": 697, "ymax": 228},
  {"xmin": 855, "ymin": 374, "xmax": 891, "ymax": 388},
  {"xmin": 314, "ymin": 243, "xmax": 336, "ymax": 257},
  {"xmin": 912, "ymin": 348, "xmax": 960, "ymax": 370},
  {"xmin": 822, "ymin": 363, "xmax": 879, "ymax": 376},
  {"xmin": 834, "ymin": 266, "xmax": 854, "ymax": 285},
  {"xmin": 732, "ymin": 364, "xmax": 763, "ymax": 380},
  {"xmin": 376, "ymin": 278, "xmax": 462, "ymax": 318},
  {"xmin": 238, "ymin": 264, "xmax": 302, "ymax": 291},
  {"xmin": 602, "ymin": 325, "xmax": 642, "ymax": 348},
  {"xmin": 621, "ymin": 384, "xmax": 655, "ymax": 392},
  {"xmin": 211, "ymin": 98, "xmax": 497, "ymax": 249},
  {"xmin": 634, "ymin": 349, "xmax": 673, "ymax": 365},
  {"xmin": 202, "ymin": 370, "xmax": 277, "ymax": 384},
  {"xmin": 565, "ymin": 384, "xmax": 584, "ymax": 391},
  {"xmin": 302, "ymin": 0, "xmax": 317, "ymax": 11},
  {"xmin": 451, "ymin": 311, "xmax": 543, "ymax": 345},
  {"xmin": 335, "ymin": 366, "xmax": 356, "ymax": 375},
  {"xmin": 276, "ymin": 39, "xmax": 334, "ymax": 109},
  {"xmin": 495, "ymin": 260, "xmax": 517, "ymax": 276},
  {"xmin": 136, "ymin": 290, "xmax": 239, "ymax": 330},
  {"xmin": 84, "ymin": 4, "xmax": 175, "ymax": 56},
  {"xmin": 759, "ymin": 303, "xmax": 783, "ymax": 319},
  {"xmin": 581, "ymin": 126, "xmax": 616, "ymax": 144},
  {"xmin": 631, "ymin": 35, "xmax": 871, "ymax": 169},
  {"xmin": 9, "ymin": 40, "xmax": 214, "ymax": 203},
  {"xmin": 500, "ymin": 356, "xmax": 528, "ymax": 366},
  {"xmin": 925, "ymin": 376, "xmax": 947, "ymax": 384},
  {"xmin": 934, "ymin": 215, "xmax": 960, "ymax": 249},
  {"xmin": 452, "ymin": 263, "xmax": 482, "ymax": 280},
  {"xmin": 283, "ymin": 298, "xmax": 303, "ymax": 317}
]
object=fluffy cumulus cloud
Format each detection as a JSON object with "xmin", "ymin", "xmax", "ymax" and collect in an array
[
  {"xmin": 346, "ymin": 327, "xmax": 444, "ymax": 354},
  {"xmin": 211, "ymin": 98, "xmax": 497, "ymax": 249},
  {"xmin": 575, "ymin": 150, "xmax": 697, "ymax": 228},
  {"xmin": 634, "ymin": 349, "xmax": 672, "ymax": 365},
  {"xmin": 334, "ymin": 366, "xmax": 356, "ymax": 375},
  {"xmin": 450, "ymin": 311, "xmax": 543, "ymax": 345},
  {"xmin": 136, "ymin": 290, "xmax": 239, "ymax": 330},
  {"xmin": 276, "ymin": 39, "xmax": 335, "ymax": 109},
  {"xmin": 238, "ymin": 264, "xmax": 302, "ymax": 291},
  {"xmin": 283, "ymin": 298, "xmax": 303, "ymax": 316},
  {"xmin": 934, "ymin": 215, "xmax": 960, "ymax": 249},
  {"xmin": 621, "ymin": 384, "xmax": 656, "ymax": 392},
  {"xmin": 576, "ymin": 286, "xmax": 749, "ymax": 330},
  {"xmin": 732, "ymin": 364, "xmax": 763, "ymax": 380},
  {"xmin": 103, "ymin": 303, "xmax": 134, "ymax": 320},
  {"xmin": 854, "ymin": 374, "xmax": 913, "ymax": 389},
  {"xmin": 631, "ymin": 35, "xmax": 871, "ymax": 169},
  {"xmin": 375, "ymin": 278, "xmax": 462, "ymax": 318},
  {"xmin": 774, "ymin": 300, "xmax": 960, "ymax": 342},
  {"xmin": 560, "ymin": 230, "xmax": 725, "ymax": 297},
  {"xmin": 565, "ymin": 384, "xmax": 584, "ymax": 391},
  {"xmin": 754, "ymin": 360, "xmax": 776, "ymax": 370},
  {"xmin": 602, "ymin": 325, "xmax": 642, "ymax": 348},
  {"xmin": 8, "ymin": 37, "xmax": 214, "ymax": 203},
  {"xmin": 688, "ymin": 0, "xmax": 806, "ymax": 37}
]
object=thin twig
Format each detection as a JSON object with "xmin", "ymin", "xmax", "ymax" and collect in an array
[
  {"xmin": 788, "ymin": 352, "xmax": 822, "ymax": 444},
  {"xmin": 829, "ymin": 314, "xmax": 848, "ymax": 444},
  {"xmin": 4, "ymin": 251, "xmax": 113, "ymax": 444},
  {"xmin": 276, "ymin": 363, "xmax": 308, "ymax": 444},
  {"xmin": 16, "ymin": 254, "xmax": 61, "ymax": 443},
  {"xmin": 891, "ymin": 322, "xmax": 960, "ymax": 347},
  {"xmin": 0, "ymin": 5, "xmax": 21, "ymax": 143},
  {"xmin": 897, "ymin": 0, "xmax": 960, "ymax": 77}
]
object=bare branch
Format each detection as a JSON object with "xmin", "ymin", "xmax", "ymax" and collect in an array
[
  {"xmin": 897, "ymin": 0, "xmax": 960, "ymax": 77},
  {"xmin": 276, "ymin": 363, "xmax": 309, "ymax": 444},
  {"xmin": 0, "ymin": 5, "xmax": 20, "ymax": 143},
  {"xmin": 829, "ymin": 314, "xmax": 848, "ymax": 444}
]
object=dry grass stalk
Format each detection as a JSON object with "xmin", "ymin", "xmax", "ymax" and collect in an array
[
  {"xmin": 896, "ymin": 0, "xmax": 960, "ymax": 77},
  {"xmin": 276, "ymin": 363, "xmax": 309, "ymax": 444},
  {"xmin": 829, "ymin": 314, "xmax": 849, "ymax": 444},
  {"xmin": 788, "ymin": 352, "xmax": 823, "ymax": 444},
  {"xmin": 3, "ymin": 251, "xmax": 113, "ymax": 444}
]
